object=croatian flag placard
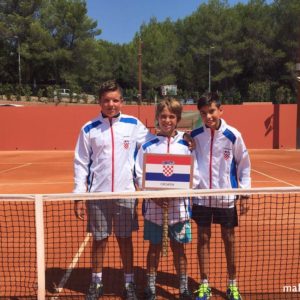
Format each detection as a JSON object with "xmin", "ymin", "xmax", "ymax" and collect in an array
[{"xmin": 142, "ymin": 153, "xmax": 193, "ymax": 190}]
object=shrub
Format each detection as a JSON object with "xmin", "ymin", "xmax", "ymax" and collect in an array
[
  {"xmin": 15, "ymin": 85, "xmax": 24, "ymax": 101},
  {"xmin": 46, "ymin": 86, "xmax": 55, "ymax": 102},
  {"xmin": 81, "ymin": 93, "xmax": 88, "ymax": 104},
  {"xmin": 23, "ymin": 85, "xmax": 32, "ymax": 101},
  {"xmin": 247, "ymin": 81, "xmax": 271, "ymax": 102},
  {"xmin": 275, "ymin": 86, "xmax": 293, "ymax": 104},
  {"xmin": 37, "ymin": 89, "xmax": 44, "ymax": 102}
]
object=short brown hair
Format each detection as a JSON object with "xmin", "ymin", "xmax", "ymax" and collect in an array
[
  {"xmin": 197, "ymin": 92, "xmax": 221, "ymax": 110},
  {"xmin": 98, "ymin": 80, "xmax": 123, "ymax": 99},
  {"xmin": 155, "ymin": 98, "xmax": 182, "ymax": 123}
]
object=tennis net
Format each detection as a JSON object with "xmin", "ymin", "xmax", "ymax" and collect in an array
[{"xmin": 0, "ymin": 187, "xmax": 299, "ymax": 300}]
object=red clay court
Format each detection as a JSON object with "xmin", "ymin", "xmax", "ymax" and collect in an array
[
  {"xmin": 0, "ymin": 150, "xmax": 300, "ymax": 194},
  {"xmin": 0, "ymin": 149, "xmax": 299, "ymax": 299}
]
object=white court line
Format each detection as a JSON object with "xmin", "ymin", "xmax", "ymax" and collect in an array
[
  {"xmin": 263, "ymin": 161, "xmax": 300, "ymax": 173},
  {"xmin": 252, "ymin": 180, "xmax": 276, "ymax": 183},
  {"xmin": 0, "ymin": 181, "xmax": 73, "ymax": 186},
  {"xmin": 252, "ymin": 168, "xmax": 296, "ymax": 187},
  {"xmin": 0, "ymin": 163, "xmax": 32, "ymax": 174},
  {"xmin": 0, "ymin": 162, "xmax": 70, "ymax": 165},
  {"xmin": 52, "ymin": 233, "xmax": 92, "ymax": 297}
]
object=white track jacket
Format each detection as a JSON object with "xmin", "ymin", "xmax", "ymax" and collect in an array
[
  {"xmin": 73, "ymin": 113, "xmax": 152, "ymax": 193},
  {"xmin": 191, "ymin": 119, "xmax": 251, "ymax": 208},
  {"xmin": 135, "ymin": 132, "xmax": 200, "ymax": 225}
]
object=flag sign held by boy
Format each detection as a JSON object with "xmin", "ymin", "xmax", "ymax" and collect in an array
[
  {"xmin": 142, "ymin": 153, "xmax": 193, "ymax": 190},
  {"xmin": 142, "ymin": 153, "xmax": 193, "ymax": 257}
]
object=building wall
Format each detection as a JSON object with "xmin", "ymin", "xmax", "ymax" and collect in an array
[{"xmin": 0, "ymin": 103, "xmax": 296, "ymax": 150}]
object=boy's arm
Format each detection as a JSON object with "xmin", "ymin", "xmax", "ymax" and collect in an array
[
  {"xmin": 74, "ymin": 200, "xmax": 86, "ymax": 220},
  {"xmin": 135, "ymin": 120, "xmax": 154, "ymax": 148},
  {"xmin": 73, "ymin": 130, "xmax": 92, "ymax": 193},
  {"xmin": 234, "ymin": 135, "xmax": 251, "ymax": 214},
  {"xmin": 134, "ymin": 145, "xmax": 145, "ymax": 189},
  {"xmin": 183, "ymin": 132, "xmax": 195, "ymax": 150},
  {"xmin": 239, "ymin": 195, "xmax": 250, "ymax": 215},
  {"xmin": 234, "ymin": 135, "xmax": 251, "ymax": 189},
  {"xmin": 191, "ymin": 151, "xmax": 201, "ymax": 188},
  {"xmin": 73, "ymin": 130, "xmax": 91, "ymax": 220}
]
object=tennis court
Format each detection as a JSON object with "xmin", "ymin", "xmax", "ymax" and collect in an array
[
  {"xmin": 1, "ymin": 150, "xmax": 299, "ymax": 193},
  {"xmin": 0, "ymin": 149, "xmax": 299, "ymax": 299}
]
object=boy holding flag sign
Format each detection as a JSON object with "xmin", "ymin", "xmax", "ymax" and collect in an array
[{"xmin": 135, "ymin": 98, "xmax": 200, "ymax": 300}]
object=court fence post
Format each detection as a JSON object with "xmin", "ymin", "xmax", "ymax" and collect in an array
[
  {"xmin": 35, "ymin": 194, "xmax": 46, "ymax": 300},
  {"xmin": 297, "ymin": 61, "xmax": 300, "ymax": 149}
]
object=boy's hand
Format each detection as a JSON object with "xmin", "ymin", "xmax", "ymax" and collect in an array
[
  {"xmin": 183, "ymin": 132, "xmax": 195, "ymax": 150},
  {"xmin": 74, "ymin": 200, "xmax": 86, "ymax": 220},
  {"xmin": 239, "ymin": 195, "xmax": 250, "ymax": 215},
  {"xmin": 152, "ymin": 198, "xmax": 168, "ymax": 209}
]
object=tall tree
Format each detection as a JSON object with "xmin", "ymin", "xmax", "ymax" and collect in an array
[
  {"xmin": 178, "ymin": 0, "xmax": 243, "ymax": 94},
  {"xmin": 234, "ymin": 0, "xmax": 284, "ymax": 96},
  {"xmin": 137, "ymin": 17, "xmax": 179, "ymax": 92},
  {"xmin": 272, "ymin": 0, "xmax": 300, "ymax": 93},
  {"xmin": 39, "ymin": 0, "xmax": 100, "ymax": 88},
  {"xmin": 0, "ymin": 0, "xmax": 43, "ymax": 84}
]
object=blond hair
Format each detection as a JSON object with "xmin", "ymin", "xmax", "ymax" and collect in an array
[{"xmin": 155, "ymin": 98, "xmax": 182, "ymax": 123}]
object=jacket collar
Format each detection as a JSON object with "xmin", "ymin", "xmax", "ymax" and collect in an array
[
  {"xmin": 156, "ymin": 130, "xmax": 178, "ymax": 138},
  {"xmin": 100, "ymin": 112, "xmax": 121, "ymax": 122},
  {"xmin": 204, "ymin": 119, "xmax": 226, "ymax": 133},
  {"xmin": 101, "ymin": 112, "xmax": 120, "ymax": 119}
]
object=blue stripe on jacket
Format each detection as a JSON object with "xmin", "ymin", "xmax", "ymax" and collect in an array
[
  {"xmin": 120, "ymin": 117, "xmax": 137, "ymax": 125},
  {"xmin": 142, "ymin": 138, "xmax": 160, "ymax": 151},
  {"xmin": 191, "ymin": 127, "xmax": 204, "ymax": 138},
  {"xmin": 230, "ymin": 159, "xmax": 238, "ymax": 188},
  {"xmin": 84, "ymin": 120, "xmax": 102, "ymax": 133},
  {"xmin": 223, "ymin": 129, "xmax": 236, "ymax": 144}
]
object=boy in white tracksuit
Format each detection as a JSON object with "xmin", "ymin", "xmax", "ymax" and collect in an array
[
  {"xmin": 191, "ymin": 93, "xmax": 251, "ymax": 300},
  {"xmin": 73, "ymin": 80, "xmax": 153, "ymax": 300},
  {"xmin": 135, "ymin": 98, "xmax": 199, "ymax": 300}
]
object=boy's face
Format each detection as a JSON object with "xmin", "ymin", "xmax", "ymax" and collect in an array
[
  {"xmin": 99, "ymin": 90, "xmax": 123, "ymax": 118},
  {"xmin": 199, "ymin": 102, "xmax": 223, "ymax": 130},
  {"xmin": 157, "ymin": 107, "xmax": 178, "ymax": 137}
]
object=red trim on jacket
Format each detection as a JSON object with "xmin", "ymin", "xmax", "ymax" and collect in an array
[{"xmin": 110, "ymin": 119, "xmax": 115, "ymax": 192}]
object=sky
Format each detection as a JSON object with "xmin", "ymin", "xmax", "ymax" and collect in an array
[{"xmin": 85, "ymin": 0, "xmax": 252, "ymax": 44}]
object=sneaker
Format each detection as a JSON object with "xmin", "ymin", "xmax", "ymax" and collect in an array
[
  {"xmin": 85, "ymin": 282, "xmax": 103, "ymax": 300},
  {"xmin": 179, "ymin": 288, "xmax": 193, "ymax": 299},
  {"xmin": 124, "ymin": 282, "xmax": 138, "ymax": 300},
  {"xmin": 144, "ymin": 286, "xmax": 156, "ymax": 300},
  {"xmin": 226, "ymin": 285, "xmax": 242, "ymax": 300},
  {"xmin": 194, "ymin": 283, "xmax": 211, "ymax": 300}
]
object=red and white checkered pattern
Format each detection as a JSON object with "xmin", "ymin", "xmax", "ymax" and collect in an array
[
  {"xmin": 123, "ymin": 140, "xmax": 129, "ymax": 149},
  {"xmin": 162, "ymin": 165, "xmax": 174, "ymax": 177},
  {"xmin": 224, "ymin": 150, "xmax": 230, "ymax": 160}
]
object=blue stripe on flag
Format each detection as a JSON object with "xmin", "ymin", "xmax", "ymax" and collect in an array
[{"xmin": 145, "ymin": 172, "xmax": 190, "ymax": 182}]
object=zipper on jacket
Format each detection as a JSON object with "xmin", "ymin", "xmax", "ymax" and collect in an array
[
  {"xmin": 167, "ymin": 137, "xmax": 171, "ymax": 153},
  {"xmin": 110, "ymin": 119, "xmax": 115, "ymax": 192},
  {"xmin": 209, "ymin": 129, "xmax": 215, "ymax": 189},
  {"xmin": 88, "ymin": 172, "xmax": 94, "ymax": 192},
  {"xmin": 209, "ymin": 129, "xmax": 215, "ymax": 207}
]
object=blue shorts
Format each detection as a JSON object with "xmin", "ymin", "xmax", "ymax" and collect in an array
[{"xmin": 144, "ymin": 219, "xmax": 192, "ymax": 245}]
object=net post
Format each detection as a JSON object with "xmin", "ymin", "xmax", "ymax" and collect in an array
[{"xmin": 35, "ymin": 194, "xmax": 46, "ymax": 300}]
